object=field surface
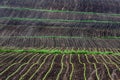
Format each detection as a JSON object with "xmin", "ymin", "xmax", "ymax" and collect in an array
[
  {"xmin": 0, "ymin": 53, "xmax": 120, "ymax": 80},
  {"xmin": 0, "ymin": 0, "xmax": 120, "ymax": 80}
]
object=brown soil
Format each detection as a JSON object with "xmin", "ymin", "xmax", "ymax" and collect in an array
[
  {"xmin": 0, "ymin": 25, "xmax": 120, "ymax": 52},
  {"xmin": 0, "ymin": 54, "xmax": 120, "ymax": 80}
]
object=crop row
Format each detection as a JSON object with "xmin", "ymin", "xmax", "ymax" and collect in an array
[
  {"xmin": 0, "ymin": 5, "xmax": 120, "ymax": 16},
  {"xmin": 0, "ymin": 0, "xmax": 119, "ymax": 13},
  {"xmin": 1, "ymin": 17, "xmax": 120, "ymax": 24},
  {"xmin": 0, "ymin": 36, "xmax": 120, "ymax": 39},
  {"xmin": 0, "ymin": 53, "xmax": 120, "ymax": 79},
  {"xmin": 0, "ymin": 48, "xmax": 119, "ymax": 55},
  {"xmin": 0, "ymin": 6, "xmax": 120, "ymax": 23},
  {"xmin": 0, "ymin": 37, "xmax": 119, "ymax": 51},
  {"xmin": 0, "ymin": 24, "xmax": 119, "ymax": 38}
]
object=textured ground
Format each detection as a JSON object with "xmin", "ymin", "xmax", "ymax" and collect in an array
[
  {"xmin": 0, "ymin": 0, "xmax": 120, "ymax": 80},
  {"xmin": 0, "ymin": 53, "xmax": 120, "ymax": 80}
]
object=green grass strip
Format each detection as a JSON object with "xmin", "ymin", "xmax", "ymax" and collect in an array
[
  {"xmin": 0, "ymin": 17, "xmax": 120, "ymax": 24},
  {"xmin": 0, "ymin": 48, "xmax": 118, "ymax": 55},
  {"xmin": 0, "ymin": 6, "xmax": 120, "ymax": 16},
  {"xmin": 0, "ymin": 36, "xmax": 120, "ymax": 39},
  {"xmin": 100, "ymin": 36, "xmax": 120, "ymax": 39}
]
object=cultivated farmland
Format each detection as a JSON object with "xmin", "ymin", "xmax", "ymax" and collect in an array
[{"xmin": 0, "ymin": 0, "xmax": 120, "ymax": 80}]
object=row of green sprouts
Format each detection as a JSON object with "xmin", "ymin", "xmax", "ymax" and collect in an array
[{"xmin": 0, "ymin": 48, "xmax": 118, "ymax": 55}]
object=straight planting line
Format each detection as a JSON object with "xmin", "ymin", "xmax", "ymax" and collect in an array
[
  {"xmin": 0, "ymin": 36, "xmax": 120, "ymax": 39},
  {"xmin": 42, "ymin": 54, "xmax": 58, "ymax": 80},
  {"xmin": 0, "ymin": 6, "xmax": 120, "ymax": 16},
  {"xmin": 56, "ymin": 54, "xmax": 65, "ymax": 80},
  {"xmin": 29, "ymin": 54, "xmax": 50, "ymax": 80},
  {"xmin": 69, "ymin": 54, "xmax": 74, "ymax": 80},
  {"xmin": 0, "ymin": 36, "xmax": 87, "ymax": 39},
  {"xmin": 0, "ymin": 23, "xmax": 73, "ymax": 29},
  {"xmin": 0, "ymin": 17, "xmax": 120, "ymax": 24}
]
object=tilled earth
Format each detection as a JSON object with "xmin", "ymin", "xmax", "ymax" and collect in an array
[
  {"xmin": 0, "ymin": 53, "xmax": 120, "ymax": 80},
  {"xmin": 0, "ymin": 0, "xmax": 120, "ymax": 80},
  {"xmin": 0, "ymin": 25, "xmax": 120, "ymax": 51}
]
